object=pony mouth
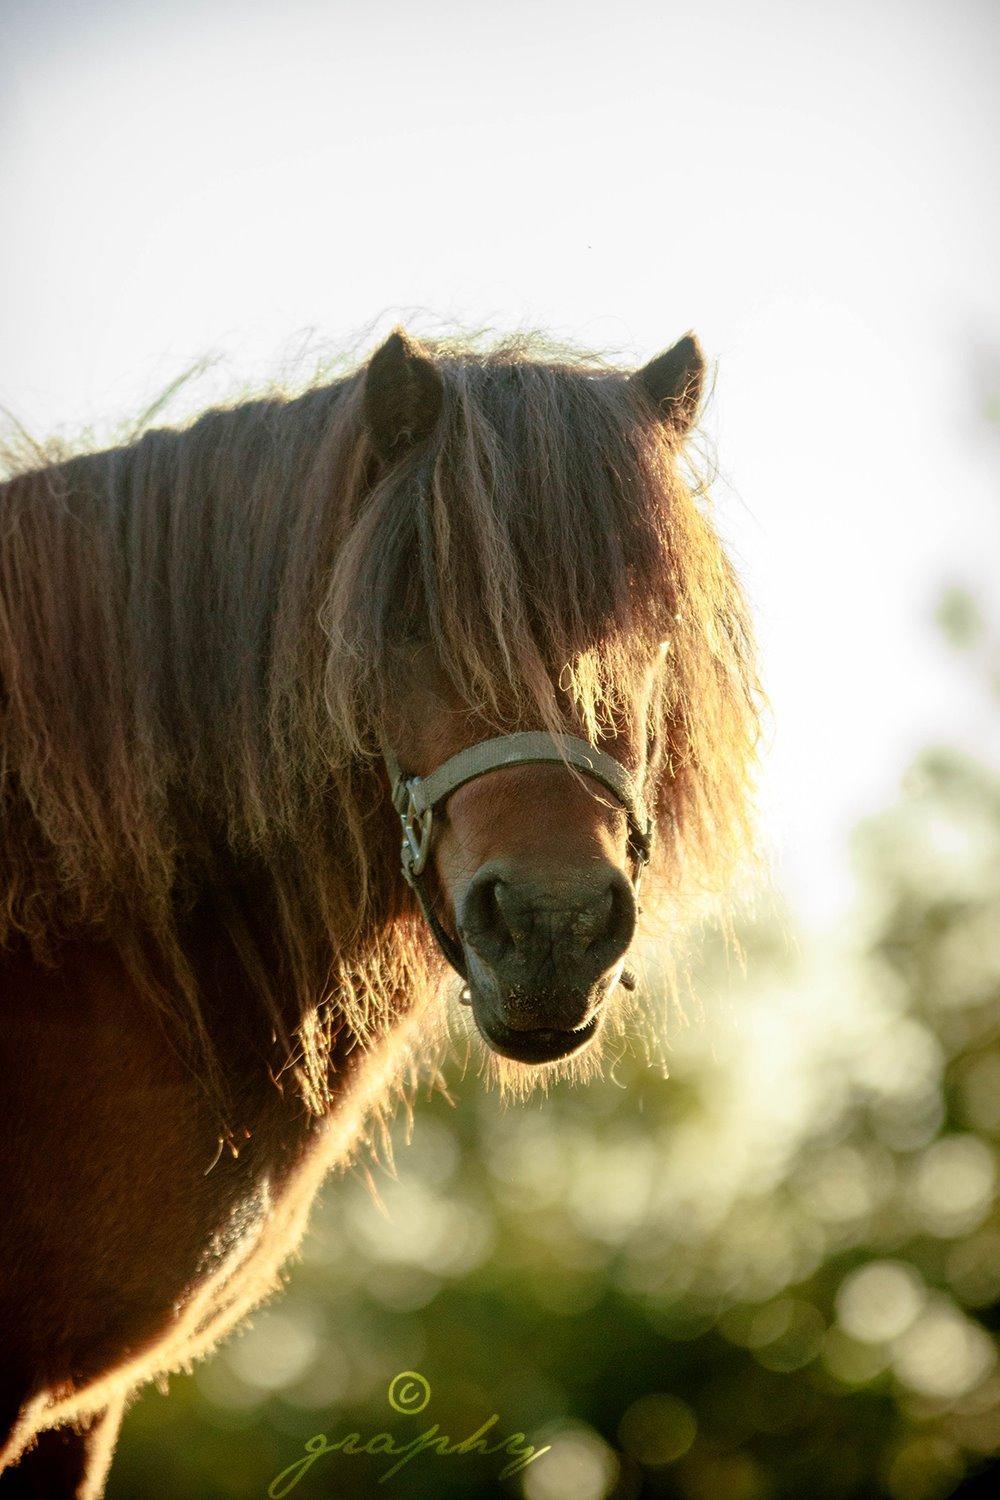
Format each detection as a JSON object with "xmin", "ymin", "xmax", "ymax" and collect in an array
[{"xmin": 472, "ymin": 1010, "xmax": 601, "ymax": 1064}]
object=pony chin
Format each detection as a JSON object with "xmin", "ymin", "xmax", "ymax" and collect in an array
[{"xmin": 466, "ymin": 982, "xmax": 642, "ymax": 1103}]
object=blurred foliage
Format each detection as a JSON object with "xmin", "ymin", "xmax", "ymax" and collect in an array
[
  {"xmin": 935, "ymin": 586, "xmax": 985, "ymax": 651},
  {"xmin": 109, "ymin": 614, "xmax": 1000, "ymax": 1500}
]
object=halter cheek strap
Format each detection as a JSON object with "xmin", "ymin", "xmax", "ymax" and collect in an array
[{"xmin": 381, "ymin": 730, "xmax": 654, "ymax": 981}]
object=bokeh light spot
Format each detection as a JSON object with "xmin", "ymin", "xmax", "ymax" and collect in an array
[
  {"xmin": 836, "ymin": 1261, "xmax": 926, "ymax": 1344},
  {"xmin": 618, "ymin": 1392, "xmax": 697, "ymax": 1466},
  {"xmin": 522, "ymin": 1425, "xmax": 620, "ymax": 1500}
]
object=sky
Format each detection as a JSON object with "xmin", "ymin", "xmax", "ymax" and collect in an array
[{"xmin": 2, "ymin": 0, "xmax": 998, "ymax": 929}]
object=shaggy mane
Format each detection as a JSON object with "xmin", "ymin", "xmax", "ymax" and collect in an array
[{"xmin": 0, "ymin": 333, "xmax": 761, "ymax": 1119}]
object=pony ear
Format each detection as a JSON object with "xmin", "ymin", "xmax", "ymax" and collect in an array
[
  {"xmin": 632, "ymin": 333, "xmax": 705, "ymax": 434},
  {"xmin": 363, "ymin": 328, "xmax": 444, "ymax": 461}
]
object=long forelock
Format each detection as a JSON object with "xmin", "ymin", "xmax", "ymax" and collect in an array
[{"xmin": 323, "ymin": 349, "xmax": 681, "ymax": 753}]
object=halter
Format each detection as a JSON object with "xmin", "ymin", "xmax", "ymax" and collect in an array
[{"xmin": 381, "ymin": 730, "xmax": 654, "ymax": 981}]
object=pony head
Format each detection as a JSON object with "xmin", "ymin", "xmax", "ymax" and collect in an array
[
  {"xmin": 325, "ymin": 329, "xmax": 760, "ymax": 1072},
  {"xmin": 0, "ymin": 325, "xmax": 760, "ymax": 1112}
]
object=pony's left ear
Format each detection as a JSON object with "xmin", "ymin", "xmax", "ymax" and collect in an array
[
  {"xmin": 363, "ymin": 328, "xmax": 444, "ymax": 462},
  {"xmin": 632, "ymin": 333, "xmax": 705, "ymax": 434}
]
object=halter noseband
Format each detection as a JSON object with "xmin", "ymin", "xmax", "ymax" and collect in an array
[{"xmin": 381, "ymin": 731, "xmax": 654, "ymax": 981}]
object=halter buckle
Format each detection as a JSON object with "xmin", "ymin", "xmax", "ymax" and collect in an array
[
  {"xmin": 630, "ymin": 816, "xmax": 654, "ymax": 897},
  {"xmin": 393, "ymin": 776, "xmax": 434, "ymax": 880}
]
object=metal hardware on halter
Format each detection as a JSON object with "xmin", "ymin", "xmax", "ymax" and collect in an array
[
  {"xmin": 631, "ymin": 822, "xmax": 653, "ymax": 897},
  {"xmin": 381, "ymin": 729, "xmax": 655, "ymax": 982},
  {"xmin": 391, "ymin": 775, "xmax": 434, "ymax": 881}
]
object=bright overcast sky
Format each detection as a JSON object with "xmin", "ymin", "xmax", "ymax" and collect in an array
[{"xmin": 2, "ymin": 0, "xmax": 998, "ymax": 928}]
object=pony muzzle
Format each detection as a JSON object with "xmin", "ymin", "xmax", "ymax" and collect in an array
[{"xmin": 457, "ymin": 860, "xmax": 637, "ymax": 1064}]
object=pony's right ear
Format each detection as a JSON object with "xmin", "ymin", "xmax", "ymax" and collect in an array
[
  {"xmin": 631, "ymin": 334, "xmax": 705, "ymax": 435},
  {"xmin": 363, "ymin": 329, "xmax": 444, "ymax": 462}
]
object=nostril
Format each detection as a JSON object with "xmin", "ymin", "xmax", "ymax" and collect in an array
[
  {"xmin": 492, "ymin": 880, "xmax": 533, "ymax": 946},
  {"xmin": 485, "ymin": 880, "xmax": 512, "ymax": 945},
  {"xmin": 585, "ymin": 873, "xmax": 636, "ymax": 971},
  {"xmin": 583, "ymin": 887, "xmax": 615, "ymax": 953},
  {"xmin": 461, "ymin": 871, "xmax": 517, "ymax": 961}
]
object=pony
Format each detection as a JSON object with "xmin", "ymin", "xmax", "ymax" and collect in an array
[{"xmin": 0, "ymin": 327, "xmax": 760, "ymax": 1496}]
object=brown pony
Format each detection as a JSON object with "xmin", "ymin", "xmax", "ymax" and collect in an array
[{"xmin": 0, "ymin": 328, "xmax": 759, "ymax": 1496}]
